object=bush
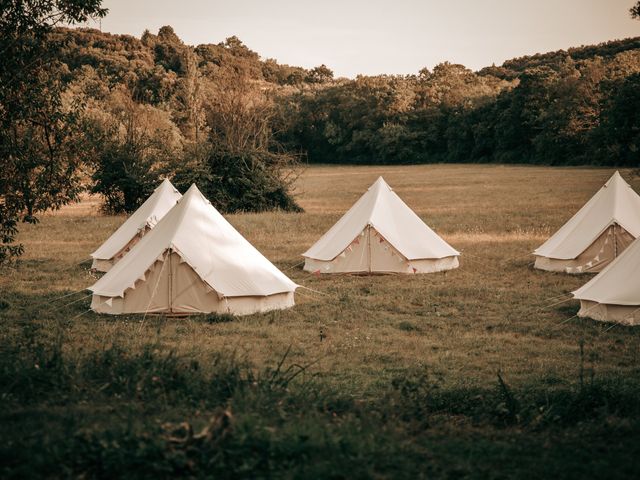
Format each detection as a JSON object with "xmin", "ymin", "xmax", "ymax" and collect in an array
[{"xmin": 200, "ymin": 149, "xmax": 300, "ymax": 213}]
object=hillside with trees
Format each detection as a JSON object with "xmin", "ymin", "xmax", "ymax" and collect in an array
[
  {"xmin": 50, "ymin": 27, "xmax": 640, "ymax": 173},
  {"xmin": 280, "ymin": 38, "xmax": 640, "ymax": 165},
  {"xmin": 51, "ymin": 26, "xmax": 311, "ymax": 214}
]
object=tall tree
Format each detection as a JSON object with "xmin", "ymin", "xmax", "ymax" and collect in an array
[
  {"xmin": 173, "ymin": 71, "xmax": 302, "ymax": 213},
  {"xmin": 87, "ymin": 87, "xmax": 182, "ymax": 213},
  {"xmin": 0, "ymin": 0, "xmax": 107, "ymax": 263}
]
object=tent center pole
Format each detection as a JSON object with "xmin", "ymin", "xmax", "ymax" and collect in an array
[
  {"xmin": 168, "ymin": 249, "xmax": 173, "ymax": 314},
  {"xmin": 367, "ymin": 225, "xmax": 372, "ymax": 274}
]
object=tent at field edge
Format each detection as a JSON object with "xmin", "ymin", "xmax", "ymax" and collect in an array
[
  {"xmin": 302, "ymin": 176, "xmax": 460, "ymax": 274},
  {"xmin": 89, "ymin": 184, "xmax": 298, "ymax": 316},
  {"xmin": 573, "ymin": 235, "xmax": 640, "ymax": 325},
  {"xmin": 533, "ymin": 171, "xmax": 640, "ymax": 274},
  {"xmin": 90, "ymin": 178, "xmax": 182, "ymax": 272}
]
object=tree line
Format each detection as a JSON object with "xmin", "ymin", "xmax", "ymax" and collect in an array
[
  {"xmin": 51, "ymin": 25, "xmax": 640, "ymax": 172},
  {"xmin": 279, "ymin": 42, "xmax": 640, "ymax": 166}
]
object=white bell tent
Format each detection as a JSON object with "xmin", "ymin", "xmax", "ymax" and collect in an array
[
  {"xmin": 302, "ymin": 176, "xmax": 459, "ymax": 274},
  {"xmin": 90, "ymin": 178, "xmax": 182, "ymax": 272},
  {"xmin": 534, "ymin": 171, "xmax": 640, "ymax": 274},
  {"xmin": 573, "ymin": 236, "xmax": 640, "ymax": 325},
  {"xmin": 90, "ymin": 184, "xmax": 298, "ymax": 316}
]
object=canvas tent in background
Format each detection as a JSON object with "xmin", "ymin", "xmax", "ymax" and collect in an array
[
  {"xmin": 302, "ymin": 176, "xmax": 459, "ymax": 274},
  {"xmin": 573, "ymin": 236, "xmax": 640, "ymax": 325},
  {"xmin": 533, "ymin": 171, "xmax": 640, "ymax": 274},
  {"xmin": 90, "ymin": 178, "xmax": 182, "ymax": 272},
  {"xmin": 89, "ymin": 184, "xmax": 297, "ymax": 316}
]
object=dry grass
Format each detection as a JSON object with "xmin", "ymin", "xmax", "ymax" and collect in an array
[{"xmin": 2, "ymin": 164, "xmax": 640, "ymax": 395}]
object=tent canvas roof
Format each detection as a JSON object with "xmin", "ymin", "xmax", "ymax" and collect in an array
[
  {"xmin": 91, "ymin": 178, "xmax": 182, "ymax": 261},
  {"xmin": 573, "ymin": 237, "xmax": 640, "ymax": 306},
  {"xmin": 303, "ymin": 176, "xmax": 459, "ymax": 262},
  {"xmin": 90, "ymin": 184, "xmax": 297, "ymax": 298},
  {"xmin": 534, "ymin": 171, "xmax": 640, "ymax": 260}
]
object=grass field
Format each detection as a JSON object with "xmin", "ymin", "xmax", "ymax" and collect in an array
[{"xmin": 2, "ymin": 164, "xmax": 640, "ymax": 478}]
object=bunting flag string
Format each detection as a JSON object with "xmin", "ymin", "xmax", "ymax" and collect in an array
[{"xmin": 567, "ymin": 242, "xmax": 609, "ymax": 273}]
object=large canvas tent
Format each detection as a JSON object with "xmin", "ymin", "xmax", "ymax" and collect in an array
[
  {"xmin": 302, "ymin": 176, "xmax": 459, "ymax": 274},
  {"xmin": 90, "ymin": 179, "xmax": 182, "ymax": 272},
  {"xmin": 90, "ymin": 184, "xmax": 297, "ymax": 316},
  {"xmin": 573, "ymin": 237, "xmax": 640, "ymax": 325},
  {"xmin": 533, "ymin": 171, "xmax": 640, "ymax": 274}
]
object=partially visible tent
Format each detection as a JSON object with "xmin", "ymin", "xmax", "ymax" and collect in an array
[
  {"xmin": 302, "ymin": 176, "xmax": 459, "ymax": 274},
  {"xmin": 89, "ymin": 184, "xmax": 297, "ymax": 316},
  {"xmin": 534, "ymin": 171, "xmax": 640, "ymax": 274},
  {"xmin": 573, "ymin": 237, "xmax": 640, "ymax": 325},
  {"xmin": 91, "ymin": 178, "xmax": 182, "ymax": 272}
]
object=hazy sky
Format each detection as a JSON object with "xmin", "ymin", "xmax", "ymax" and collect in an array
[{"xmin": 86, "ymin": 0, "xmax": 640, "ymax": 78}]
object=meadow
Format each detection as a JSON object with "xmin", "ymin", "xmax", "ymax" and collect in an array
[{"xmin": 2, "ymin": 164, "xmax": 640, "ymax": 479}]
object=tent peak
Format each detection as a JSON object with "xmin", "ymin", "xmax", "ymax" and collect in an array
[
  {"xmin": 184, "ymin": 183, "xmax": 201, "ymax": 195},
  {"xmin": 605, "ymin": 170, "xmax": 625, "ymax": 186},
  {"xmin": 182, "ymin": 184, "xmax": 211, "ymax": 203},
  {"xmin": 369, "ymin": 176, "xmax": 392, "ymax": 191},
  {"xmin": 156, "ymin": 178, "xmax": 180, "ymax": 194}
]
